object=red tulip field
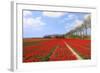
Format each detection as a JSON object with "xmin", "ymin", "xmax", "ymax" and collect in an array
[{"xmin": 23, "ymin": 38, "xmax": 91, "ymax": 63}]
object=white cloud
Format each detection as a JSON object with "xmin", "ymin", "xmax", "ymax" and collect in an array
[
  {"xmin": 64, "ymin": 14, "xmax": 79, "ymax": 30},
  {"xmin": 68, "ymin": 14, "xmax": 76, "ymax": 19},
  {"xmin": 64, "ymin": 14, "xmax": 77, "ymax": 21},
  {"xmin": 23, "ymin": 17, "xmax": 46, "ymax": 30},
  {"xmin": 65, "ymin": 19, "xmax": 83, "ymax": 31},
  {"xmin": 73, "ymin": 19, "xmax": 83, "ymax": 28},
  {"xmin": 43, "ymin": 11, "xmax": 65, "ymax": 17},
  {"xmin": 61, "ymin": 14, "xmax": 77, "ymax": 23},
  {"xmin": 23, "ymin": 11, "xmax": 32, "ymax": 17}
]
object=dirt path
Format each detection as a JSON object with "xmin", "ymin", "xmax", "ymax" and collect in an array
[{"xmin": 63, "ymin": 40, "xmax": 83, "ymax": 60}]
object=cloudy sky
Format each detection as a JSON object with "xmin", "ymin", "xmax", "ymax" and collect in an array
[{"xmin": 23, "ymin": 10, "xmax": 89, "ymax": 38}]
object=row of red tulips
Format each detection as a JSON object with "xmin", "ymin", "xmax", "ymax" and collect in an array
[
  {"xmin": 23, "ymin": 39, "xmax": 60, "ymax": 62},
  {"xmin": 65, "ymin": 39, "xmax": 91, "ymax": 59}
]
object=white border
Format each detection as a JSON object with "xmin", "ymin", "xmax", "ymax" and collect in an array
[{"xmin": 11, "ymin": 1, "xmax": 97, "ymax": 71}]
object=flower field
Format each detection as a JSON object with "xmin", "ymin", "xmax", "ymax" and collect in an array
[{"xmin": 23, "ymin": 38, "xmax": 91, "ymax": 62}]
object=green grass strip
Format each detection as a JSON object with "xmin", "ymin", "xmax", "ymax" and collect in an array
[{"xmin": 34, "ymin": 46, "xmax": 58, "ymax": 61}]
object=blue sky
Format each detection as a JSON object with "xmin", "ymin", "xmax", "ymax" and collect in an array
[{"xmin": 23, "ymin": 10, "xmax": 90, "ymax": 38}]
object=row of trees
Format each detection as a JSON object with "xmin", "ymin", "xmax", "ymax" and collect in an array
[{"xmin": 66, "ymin": 15, "xmax": 91, "ymax": 39}]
